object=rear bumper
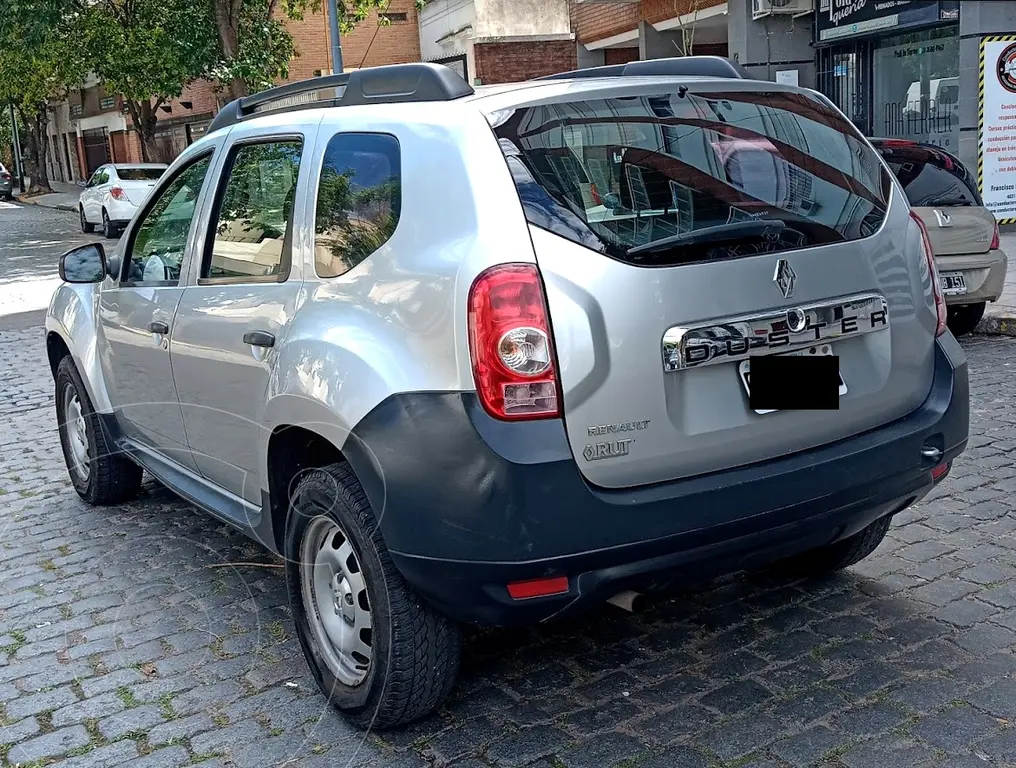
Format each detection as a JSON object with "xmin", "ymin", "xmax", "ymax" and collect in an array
[
  {"xmin": 938, "ymin": 249, "xmax": 1007, "ymax": 304},
  {"xmin": 345, "ymin": 335, "xmax": 969, "ymax": 627},
  {"xmin": 104, "ymin": 198, "xmax": 138, "ymax": 225}
]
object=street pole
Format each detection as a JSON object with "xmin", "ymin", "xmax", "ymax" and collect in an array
[
  {"xmin": 9, "ymin": 104, "xmax": 25, "ymax": 193},
  {"xmin": 328, "ymin": 0, "xmax": 344, "ymax": 74}
]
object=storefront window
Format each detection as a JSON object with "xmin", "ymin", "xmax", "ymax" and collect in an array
[{"xmin": 872, "ymin": 26, "xmax": 959, "ymax": 150}]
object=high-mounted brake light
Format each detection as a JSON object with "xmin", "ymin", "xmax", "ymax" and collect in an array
[
  {"xmin": 991, "ymin": 219, "xmax": 1000, "ymax": 250},
  {"xmin": 110, "ymin": 186, "xmax": 128, "ymax": 201},
  {"xmin": 910, "ymin": 211, "xmax": 947, "ymax": 337},
  {"xmin": 467, "ymin": 263, "xmax": 561, "ymax": 420}
]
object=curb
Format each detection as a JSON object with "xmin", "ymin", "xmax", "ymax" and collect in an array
[
  {"xmin": 15, "ymin": 195, "xmax": 77, "ymax": 212},
  {"xmin": 975, "ymin": 313, "xmax": 1016, "ymax": 337}
]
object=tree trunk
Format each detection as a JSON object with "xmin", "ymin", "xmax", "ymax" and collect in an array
[
  {"xmin": 18, "ymin": 104, "xmax": 52, "ymax": 195},
  {"xmin": 125, "ymin": 100, "xmax": 164, "ymax": 164},
  {"xmin": 214, "ymin": 0, "xmax": 248, "ymax": 100}
]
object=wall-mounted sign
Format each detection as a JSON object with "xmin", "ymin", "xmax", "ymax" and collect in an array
[
  {"xmin": 816, "ymin": 1, "xmax": 957, "ymax": 44},
  {"xmin": 979, "ymin": 36, "xmax": 1016, "ymax": 224}
]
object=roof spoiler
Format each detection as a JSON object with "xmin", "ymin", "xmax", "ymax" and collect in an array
[
  {"xmin": 207, "ymin": 62, "xmax": 474, "ymax": 135},
  {"xmin": 535, "ymin": 56, "xmax": 753, "ymax": 82}
]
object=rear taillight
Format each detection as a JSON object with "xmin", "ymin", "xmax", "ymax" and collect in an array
[
  {"xmin": 0, "ymin": 172, "xmax": 10, "ymax": 181},
  {"xmin": 991, "ymin": 219, "xmax": 1000, "ymax": 250},
  {"xmin": 910, "ymin": 211, "xmax": 947, "ymax": 337},
  {"xmin": 467, "ymin": 263, "xmax": 560, "ymax": 421},
  {"xmin": 110, "ymin": 186, "xmax": 128, "ymax": 201}
]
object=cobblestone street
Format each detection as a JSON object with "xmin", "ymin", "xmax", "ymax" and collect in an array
[{"xmin": 2, "ymin": 204, "xmax": 1016, "ymax": 767}]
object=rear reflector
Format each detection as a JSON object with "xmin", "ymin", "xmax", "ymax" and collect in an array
[
  {"xmin": 931, "ymin": 463, "xmax": 950, "ymax": 482},
  {"xmin": 991, "ymin": 220, "xmax": 1000, "ymax": 250},
  {"xmin": 507, "ymin": 576, "xmax": 569, "ymax": 600}
]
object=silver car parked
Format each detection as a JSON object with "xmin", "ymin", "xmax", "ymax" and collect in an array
[{"xmin": 46, "ymin": 58, "xmax": 969, "ymax": 730}]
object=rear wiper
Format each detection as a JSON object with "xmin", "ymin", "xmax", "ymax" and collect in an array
[
  {"xmin": 921, "ymin": 197, "xmax": 974, "ymax": 207},
  {"xmin": 626, "ymin": 219, "xmax": 787, "ymax": 256}
]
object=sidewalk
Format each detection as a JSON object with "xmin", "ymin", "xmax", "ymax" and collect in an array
[{"xmin": 14, "ymin": 179, "xmax": 80, "ymax": 212}]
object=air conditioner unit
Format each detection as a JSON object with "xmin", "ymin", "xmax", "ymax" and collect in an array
[{"xmin": 753, "ymin": 0, "xmax": 813, "ymax": 19}]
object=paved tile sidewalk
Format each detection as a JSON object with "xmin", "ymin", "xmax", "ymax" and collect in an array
[
  {"xmin": 2, "ymin": 326, "xmax": 1016, "ymax": 767},
  {"xmin": 14, "ymin": 181, "xmax": 80, "ymax": 212}
]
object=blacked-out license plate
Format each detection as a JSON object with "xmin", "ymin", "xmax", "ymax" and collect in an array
[{"xmin": 738, "ymin": 345, "xmax": 846, "ymax": 415}]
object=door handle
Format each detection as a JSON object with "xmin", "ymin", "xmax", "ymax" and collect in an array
[
  {"xmin": 148, "ymin": 320, "xmax": 169, "ymax": 335},
  {"xmin": 243, "ymin": 330, "xmax": 275, "ymax": 348}
]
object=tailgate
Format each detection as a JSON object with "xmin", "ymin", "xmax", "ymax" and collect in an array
[
  {"xmin": 493, "ymin": 83, "xmax": 939, "ymax": 489},
  {"xmin": 913, "ymin": 206, "xmax": 995, "ymax": 256}
]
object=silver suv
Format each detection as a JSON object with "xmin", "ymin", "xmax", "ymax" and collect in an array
[{"xmin": 46, "ymin": 58, "xmax": 970, "ymax": 730}]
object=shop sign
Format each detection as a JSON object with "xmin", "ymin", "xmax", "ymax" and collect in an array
[
  {"xmin": 979, "ymin": 36, "xmax": 1016, "ymax": 224},
  {"xmin": 816, "ymin": 1, "xmax": 951, "ymax": 43}
]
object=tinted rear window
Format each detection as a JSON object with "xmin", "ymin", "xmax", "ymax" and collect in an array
[
  {"xmin": 874, "ymin": 145, "xmax": 981, "ymax": 208},
  {"xmin": 493, "ymin": 90, "xmax": 889, "ymax": 266},
  {"xmin": 117, "ymin": 168, "xmax": 165, "ymax": 181}
]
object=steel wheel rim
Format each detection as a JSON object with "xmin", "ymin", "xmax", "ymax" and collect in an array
[
  {"xmin": 63, "ymin": 388, "xmax": 90, "ymax": 483},
  {"xmin": 300, "ymin": 515, "xmax": 373, "ymax": 686}
]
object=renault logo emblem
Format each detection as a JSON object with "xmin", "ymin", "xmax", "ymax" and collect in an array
[
  {"xmin": 774, "ymin": 259, "xmax": 796, "ymax": 299},
  {"xmin": 933, "ymin": 209, "xmax": 952, "ymax": 228}
]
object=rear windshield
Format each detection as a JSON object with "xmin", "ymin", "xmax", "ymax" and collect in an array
[
  {"xmin": 117, "ymin": 168, "xmax": 165, "ymax": 181},
  {"xmin": 493, "ymin": 89, "xmax": 890, "ymax": 266},
  {"xmin": 874, "ymin": 145, "xmax": 981, "ymax": 208}
]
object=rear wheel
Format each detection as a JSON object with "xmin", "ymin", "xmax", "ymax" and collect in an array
[
  {"xmin": 101, "ymin": 208, "xmax": 116, "ymax": 238},
  {"xmin": 55, "ymin": 356, "xmax": 143, "ymax": 505},
  {"xmin": 285, "ymin": 462, "xmax": 460, "ymax": 730},
  {"xmin": 79, "ymin": 206, "xmax": 94, "ymax": 234},
  {"xmin": 771, "ymin": 516, "xmax": 892, "ymax": 578},
  {"xmin": 947, "ymin": 302, "xmax": 985, "ymax": 337}
]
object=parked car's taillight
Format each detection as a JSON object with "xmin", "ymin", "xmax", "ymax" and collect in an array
[
  {"xmin": 991, "ymin": 219, "xmax": 1000, "ymax": 250},
  {"xmin": 110, "ymin": 187, "xmax": 128, "ymax": 201},
  {"xmin": 467, "ymin": 263, "xmax": 561, "ymax": 420},
  {"xmin": 910, "ymin": 211, "xmax": 947, "ymax": 337}
]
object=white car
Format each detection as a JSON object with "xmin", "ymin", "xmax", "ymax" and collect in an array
[{"xmin": 78, "ymin": 163, "xmax": 168, "ymax": 238}]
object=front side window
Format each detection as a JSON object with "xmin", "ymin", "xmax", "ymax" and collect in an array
[
  {"xmin": 125, "ymin": 156, "xmax": 212, "ymax": 285},
  {"xmin": 204, "ymin": 140, "xmax": 303, "ymax": 281},
  {"xmin": 493, "ymin": 89, "xmax": 890, "ymax": 267},
  {"xmin": 314, "ymin": 133, "xmax": 401, "ymax": 278}
]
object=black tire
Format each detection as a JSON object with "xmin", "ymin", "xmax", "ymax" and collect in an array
[
  {"xmin": 285, "ymin": 462, "xmax": 460, "ymax": 730},
  {"xmin": 771, "ymin": 515, "xmax": 892, "ymax": 578},
  {"xmin": 79, "ymin": 206, "xmax": 94, "ymax": 234},
  {"xmin": 102, "ymin": 209, "xmax": 115, "ymax": 239},
  {"xmin": 947, "ymin": 301, "xmax": 986, "ymax": 338},
  {"xmin": 55, "ymin": 356, "xmax": 143, "ymax": 505}
]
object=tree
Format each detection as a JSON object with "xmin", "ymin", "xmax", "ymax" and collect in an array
[
  {"xmin": 0, "ymin": 13, "xmax": 83, "ymax": 194},
  {"xmin": 212, "ymin": 0, "xmax": 426, "ymax": 100},
  {"xmin": 81, "ymin": 0, "xmax": 218, "ymax": 162}
]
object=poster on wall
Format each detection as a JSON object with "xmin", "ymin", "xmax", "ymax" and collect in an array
[{"xmin": 980, "ymin": 36, "xmax": 1016, "ymax": 224}]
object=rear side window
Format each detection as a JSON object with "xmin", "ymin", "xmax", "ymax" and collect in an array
[
  {"xmin": 314, "ymin": 133, "xmax": 401, "ymax": 278},
  {"xmin": 876, "ymin": 145, "xmax": 982, "ymax": 208},
  {"xmin": 493, "ymin": 90, "xmax": 889, "ymax": 266},
  {"xmin": 117, "ymin": 167, "xmax": 165, "ymax": 181}
]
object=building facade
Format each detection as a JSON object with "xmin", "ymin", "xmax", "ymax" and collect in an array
[{"xmin": 46, "ymin": 1, "xmax": 421, "ymax": 182}]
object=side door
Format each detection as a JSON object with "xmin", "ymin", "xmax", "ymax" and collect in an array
[
  {"xmin": 171, "ymin": 132, "xmax": 309, "ymax": 503},
  {"xmin": 81, "ymin": 167, "xmax": 103, "ymax": 220},
  {"xmin": 86, "ymin": 166, "xmax": 110, "ymax": 221},
  {"xmin": 97, "ymin": 150, "xmax": 218, "ymax": 470}
]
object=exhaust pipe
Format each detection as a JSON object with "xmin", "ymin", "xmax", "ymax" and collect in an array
[{"xmin": 607, "ymin": 590, "xmax": 644, "ymax": 613}]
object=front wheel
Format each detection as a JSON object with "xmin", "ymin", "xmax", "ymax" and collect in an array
[
  {"xmin": 946, "ymin": 302, "xmax": 986, "ymax": 338},
  {"xmin": 770, "ymin": 515, "xmax": 892, "ymax": 578},
  {"xmin": 55, "ymin": 356, "xmax": 143, "ymax": 505},
  {"xmin": 285, "ymin": 463, "xmax": 460, "ymax": 730},
  {"xmin": 79, "ymin": 206, "xmax": 94, "ymax": 234}
]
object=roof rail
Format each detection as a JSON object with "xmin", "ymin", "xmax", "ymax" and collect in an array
[
  {"xmin": 207, "ymin": 62, "xmax": 474, "ymax": 134},
  {"xmin": 535, "ymin": 56, "xmax": 752, "ymax": 82}
]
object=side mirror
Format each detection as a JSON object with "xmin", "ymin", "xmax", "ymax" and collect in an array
[
  {"xmin": 59, "ymin": 243, "xmax": 107, "ymax": 283},
  {"xmin": 76, "ymin": 180, "xmax": 87, "ymax": 188}
]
